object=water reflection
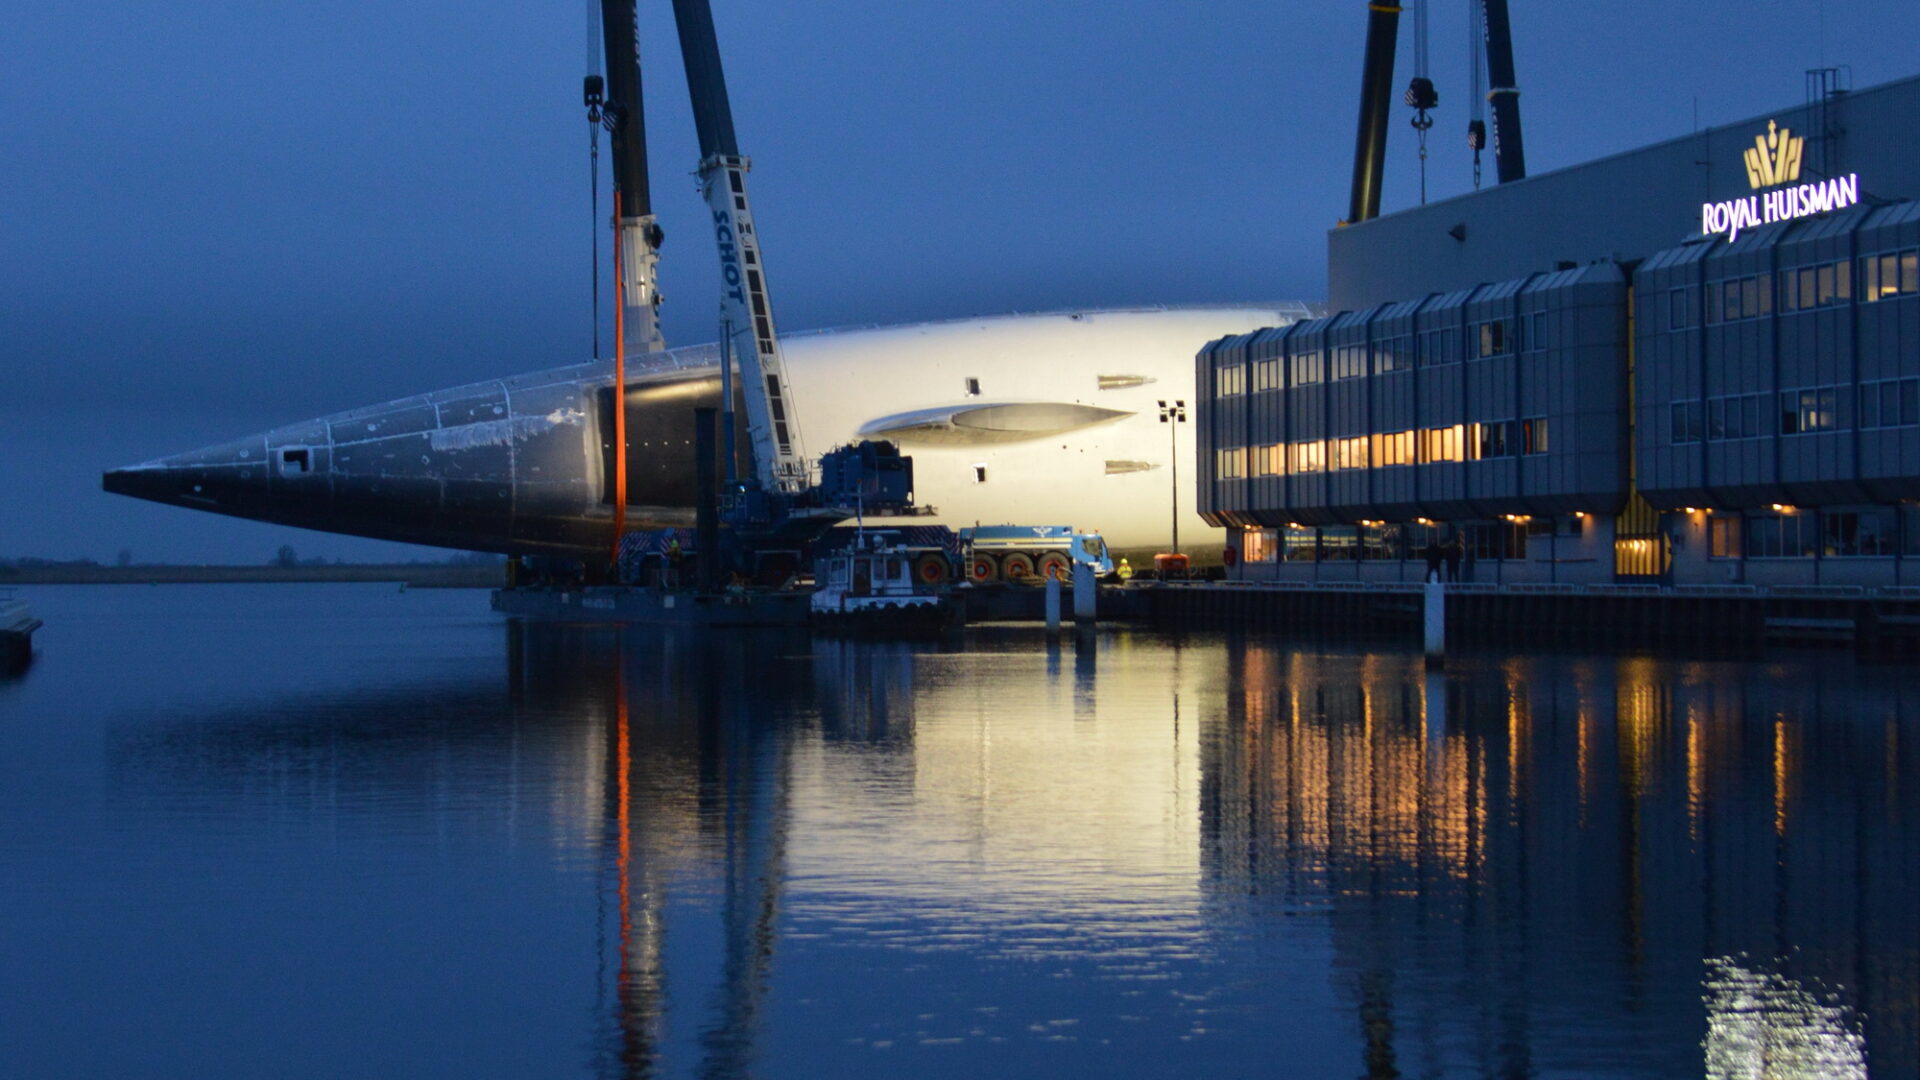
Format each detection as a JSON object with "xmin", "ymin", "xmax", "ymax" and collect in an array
[
  {"xmin": 512, "ymin": 625, "xmax": 803, "ymax": 1079},
  {"xmin": 88, "ymin": 611, "xmax": 1920, "ymax": 1079},
  {"xmin": 1704, "ymin": 956, "xmax": 1867, "ymax": 1079},
  {"xmin": 1205, "ymin": 641, "xmax": 1920, "ymax": 1078}
]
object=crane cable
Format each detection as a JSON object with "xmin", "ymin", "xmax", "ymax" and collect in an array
[
  {"xmin": 611, "ymin": 196, "xmax": 627, "ymax": 568},
  {"xmin": 1467, "ymin": 0, "xmax": 1487, "ymax": 190},
  {"xmin": 588, "ymin": 0, "xmax": 626, "ymax": 571},
  {"xmin": 586, "ymin": 0, "xmax": 604, "ymax": 362},
  {"xmin": 1402, "ymin": 0, "xmax": 1437, "ymax": 204},
  {"xmin": 588, "ymin": 104, "xmax": 602, "ymax": 362}
]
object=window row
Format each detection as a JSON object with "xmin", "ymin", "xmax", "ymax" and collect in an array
[
  {"xmin": 1859, "ymin": 377, "xmax": 1920, "ymax": 430},
  {"xmin": 1707, "ymin": 507, "xmax": 1920, "ymax": 558},
  {"xmin": 1780, "ymin": 260, "xmax": 1852, "ymax": 312},
  {"xmin": 1666, "ymin": 251, "xmax": 1920, "ymax": 330},
  {"xmin": 1669, "ymin": 386, "xmax": 1849, "ymax": 442},
  {"xmin": 1239, "ymin": 521, "xmax": 1545, "ymax": 564},
  {"xmin": 1212, "ymin": 314, "xmax": 1557, "ymax": 394},
  {"xmin": 1862, "ymin": 249, "xmax": 1920, "ymax": 303},
  {"xmin": 1216, "ymin": 419, "xmax": 1551, "ymax": 479},
  {"xmin": 1702, "ymin": 273, "xmax": 1774, "ymax": 325},
  {"xmin": 1213, "ymin": 365, "xmax": 1246, "ymax": 397}
]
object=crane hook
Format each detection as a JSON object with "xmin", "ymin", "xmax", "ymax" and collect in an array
[{"xmin": 1404, "ymin": 76, "xmax": 1439, "ymax": 204}]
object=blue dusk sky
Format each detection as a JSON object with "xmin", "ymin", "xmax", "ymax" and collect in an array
[{"xmin": 5, "ymin": 1, "xmax": 1918, "ymax": 563}]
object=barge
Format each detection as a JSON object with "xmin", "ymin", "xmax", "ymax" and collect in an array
[{"xmin": 1, "ymin": 594, "xmax": 42, "ymax": 673}]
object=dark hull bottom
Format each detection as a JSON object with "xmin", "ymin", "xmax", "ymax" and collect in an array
[
  {"xmin": 491, "ymin": 586, "xmax": 810, "ymax": 628},
  {"xmin": 811, "ymin": 599, "xmax": 965, "ymax": 639},
  {"xmin": 2, "ymin": 630, "xmax": 35, "ymax": 676}
]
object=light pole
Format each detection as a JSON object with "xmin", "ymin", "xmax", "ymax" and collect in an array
[{"xmin": 1158, "ymin": 399, "xmax": 1186, "ymax": 554}]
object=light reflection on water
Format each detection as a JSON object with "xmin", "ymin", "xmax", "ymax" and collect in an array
[{"xmin": 1, "ymin": 585, "xmax": 1916, "ymax": 1079}]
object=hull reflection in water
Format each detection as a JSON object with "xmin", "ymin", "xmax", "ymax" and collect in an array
[{"xmin": 93, "ymin": 610, "xmax": 1920, "ymax": 1079}]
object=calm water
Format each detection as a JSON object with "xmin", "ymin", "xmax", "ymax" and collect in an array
[{"xmin": 1, "ymin": 585, "xmax": 1915, "ymax": 1079}]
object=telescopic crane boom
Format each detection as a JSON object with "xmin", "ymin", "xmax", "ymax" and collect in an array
[
  {"xmin": 600, "ymin": 0, "xmax": 667, "ymax": 354},
  {"xmin": 1346, "ymin": 0, "xmax": 1402, "ymax": 225},
  {"xmin": 1477, "ymin": 0, "xmax": 1527, "ymax": 183},
  {"xmin": 669, "ymin": 0, "xmax": 808, "ymax": 495}
]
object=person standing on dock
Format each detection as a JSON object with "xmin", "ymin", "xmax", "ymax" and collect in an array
[
  {"xmin": 1423, "ymin": 539, "xmax": 1443, "ymax": 583},
  {"xmin": 666, "ymin": 536, "xmax": 684, "ymax": 589},
  {"xmin": 1444, "ymin": 536, "xmax": 1462, "ymax": 583}
]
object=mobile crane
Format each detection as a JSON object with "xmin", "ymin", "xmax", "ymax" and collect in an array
[
  {"xmin": 669, "ymin": 0, "xmax": 810, "ymax": 498},
  {"xmin": 596, "ymin": 0, "xmax": 916, "ymax": 593}
]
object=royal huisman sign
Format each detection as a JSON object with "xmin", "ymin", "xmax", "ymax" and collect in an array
[{"xmin": 1701, "ymin": 120, "xmax": 1860, "ymax": 242}]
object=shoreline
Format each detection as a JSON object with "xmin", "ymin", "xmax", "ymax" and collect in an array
[{"xmin": 0, "ymin": 564, "xmax": 504, "ymax": 588}]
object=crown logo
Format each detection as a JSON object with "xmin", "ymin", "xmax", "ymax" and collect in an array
[{"xmin": 1744, "ymin": 120, "xmax": 1804, "ymax": 190}]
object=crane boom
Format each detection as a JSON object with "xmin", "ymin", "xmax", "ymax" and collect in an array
[
  {"xmin": 1346, "ymin": 0, "xmax": 1402, "ymax": 224},
  {"xmin": 601, "ymin": 0, "xmax": 666, "ymax": 353},
  {"xmin": 1478, "ymin": 0, "xmax": 1527, "ymax": 183},
  {"xmin": 669, "ymin": 0, "xmax": 808, "ymax": 494}
]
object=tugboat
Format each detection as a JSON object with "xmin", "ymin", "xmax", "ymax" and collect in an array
[
  {"xmin": 1, "ymin": 592, "xmax": 41, "ymax": 674},
  {"xmin": 811, "ymin": 531, "xmax": 962, "ymax": 637}
]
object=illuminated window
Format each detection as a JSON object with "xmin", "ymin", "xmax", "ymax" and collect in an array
[
  {"xmin": 1252, "ymin": 359, "xmax": 1283, "ymax": 392},
  {"xmin": 1319, "ymin": 526, "xmax": 1358, "ymax": 561},
  {"xmin": 1332, "ymin": 345, "xmax": 1367, "ymax": 380},
  {"xmin": 1372, "ymin": 430, "xmax": 1415, "ymax": 466},
  {"xmin": 1287, "ymin": 439, "xmax": 1325, "ymax": 474},
  {"xmin": 1418, "ymin": 425, "xmax": 1464, "ymax": 463},
  {"xmin": 1470, "ymin": 420, "xmax": 1512, "ymax": 459},
  {"xmin": 1214, "ymin": 366, "xmax": 1245, "ymax": 397},
  {"xmin": 1329, "ymin": 436, "xmax": 1368, "ymax": 471},
  {"xmin": 1863, "ymin": 249, "xmax": 1920, "ymax": 302},
  {"xmin": 1214, "ymin": 447, "xmax": 1247, "ymax": 479},
  {"xmin": 1242, "ymin": 528, "xmax": 1279, "ymax": 563},
  {"xmin": 1780, "ymin": 387, "xmax": 1841, "ymax": 435},
  {"xmin": 1521, "ymin": 417, "xmax": 1549, "ymax": 455},
  {"xmin": 1283, "ymin": 526, "xmax": 1319, "ymax": 562},
  {"xmin": 1361, "ymin": 523, "xmax": 1404, "ymax": 561},
  {"xmin": 1250, "ymin": 443, "xmax": 1284, "ymax": 477}
]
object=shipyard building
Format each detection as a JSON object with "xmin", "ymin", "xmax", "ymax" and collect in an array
[{"xmin": 1202, "ymin": 73, "xmax": 1920, "ymax": 585}]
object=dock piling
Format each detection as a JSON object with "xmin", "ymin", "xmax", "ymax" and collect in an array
[{"xmin": 1424, "ymin": 581, "xmax": 1445, "ymax": 667}]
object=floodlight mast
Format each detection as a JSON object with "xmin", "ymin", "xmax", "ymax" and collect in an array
[{"xmin": 670, "ymin": 0, "xmax": 808, "ymax": 495}]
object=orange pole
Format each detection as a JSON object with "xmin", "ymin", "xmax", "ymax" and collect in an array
[{"xmin": 611, "ymin": 194, "xmax": 628, "ymax": 570}]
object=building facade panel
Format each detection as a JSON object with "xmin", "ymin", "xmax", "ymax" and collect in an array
[
  {"xmin": 1328, "ymin": 77, "xmax": 1920, "ymax": 310},
  {"xmin": 1217, "ymin": 74, "xmax": 1920, "ymax": 584}
]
